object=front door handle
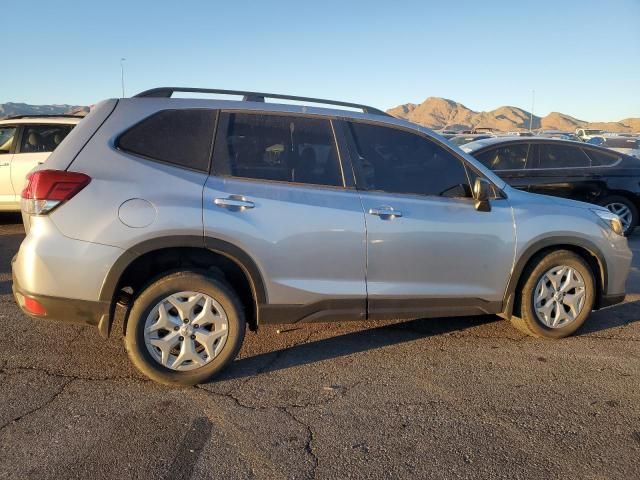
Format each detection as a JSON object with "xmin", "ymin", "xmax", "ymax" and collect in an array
[
  {"xmin": 368, "ymin": 206, "xmax": 402, "ymax": 219},
  {"xmin": 214, "ymin": 195, "xmax": 255, "ymax": 210}
]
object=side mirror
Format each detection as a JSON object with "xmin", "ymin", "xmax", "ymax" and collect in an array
[{"xmin": 473, "ymin": 178, "xmax": 492, "ymax": 212}]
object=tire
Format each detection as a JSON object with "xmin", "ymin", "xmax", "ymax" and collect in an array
[
  {"xmin": 511, "ymin": 250, "xmax": 595, "ymax": 339},
  {"xmin": 125, "ymin": 271, "xmax": 246, "ymax": 386},
  {"xmin": 599, "ymin": 195, "xmax": 637, "ymax": 236}
]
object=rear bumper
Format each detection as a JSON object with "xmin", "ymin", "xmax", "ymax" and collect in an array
[{"xmin": 12, "ymin": 255, "xmax": 109, "ymax": 328}]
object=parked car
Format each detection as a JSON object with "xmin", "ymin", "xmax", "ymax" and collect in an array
[
  {"xmin": 12, "ymin": 88, "xmax": 630, "ymax": 385},
  {"xmin": 587, "ymin": 136, "xmax": 640, "ymax": 159},
  {"xmin": 537, "ymin": 130, "xmax": 581, "ymax": 142},
  {"xmin": 448, "ymin": 134, "xmax": 493, "ymax": 146},
  {"xmin": 576, "ymin": 128, "xmax": 605, "ymax": 142},
  {"xmin": 0, "ymin": 115, "xmax": 81, "ymax": 211},
  {"xmin": 461, "ymin": 136, "xmax": 640, "ymax": 234}
]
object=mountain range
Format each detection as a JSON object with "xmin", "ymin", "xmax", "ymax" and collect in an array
[
  {"xmin": 387, "ymin": 97, "xmax": 639, "ymax": 133},
  {"xmin": 0, "ymin": 102, "xmax": 88, "ymax": 119},
  {"xmin": 1, "ymin": 99, "xmax": 638, "ymax": 133}
]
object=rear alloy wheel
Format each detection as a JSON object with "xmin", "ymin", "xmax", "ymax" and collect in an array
[
  {"xmin": 511, "ymin": 250, "xmax": 595, "ymax": 338},
  {"xmin": 600, "ymin": 195, "xmax": 637, "ymax": 235},
  {"xmin": 125, "ymin": 272, "xmax": 245, "ymax": 385}
]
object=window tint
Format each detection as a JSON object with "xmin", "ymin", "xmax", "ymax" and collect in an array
[
  {"xmin": 212, "ymin": 113, "xmax": 343, "ymax": 187},
  {"xmin": 475, "ymin": 144, "xmax": 530, "ymax": 170},
  {"xmin": 538, "ymin": 144, "xmax": 590, "ymax": 168},
  {"xmin": 118, "ymin": 109, "xmax": 216, "ymax": 171},
  {"xmin": 19, "ymin": 125, "xmax": 73, "ymax": 153},
  {"xmin": 348, "ymin": 122, "xmax": 471, "ymax": 198},
  {"xmin": 584, "ymin": 148, "xmax": 621, "ymax": 167},
  {"xmin": 0, "ymin": 127, "xmax": 16, "ymax": 154}
]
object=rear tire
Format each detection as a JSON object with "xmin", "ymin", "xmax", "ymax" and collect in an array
[
  {"xmin": 511, "ymin": 250, "xmax": 595, "ymax": 339},
  {"xmin": 125, "ymin": 271, "xmax": 246, "ymax": 386},
  {"xmin": 599, "ymin": 195, "xmax": 637, "ymax": 236}
]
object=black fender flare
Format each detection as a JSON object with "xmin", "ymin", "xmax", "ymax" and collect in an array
[
  {"xmin": 502, "ymin": 236, "xmax": 608, "ymax": 317},
  {"xmin": 98, "ymin": 236, "xmax": 267, "ymax": 336}
]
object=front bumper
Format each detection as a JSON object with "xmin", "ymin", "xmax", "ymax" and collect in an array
[{"xmin": 12, "ymin": 255, "xmax": 109, "ymax": 328}]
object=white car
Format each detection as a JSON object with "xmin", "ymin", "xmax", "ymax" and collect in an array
[
  {"xmin": 575, "ymin": 128, "xmax": 605, "ymax": 142},
  {"xmin": 0, "ymin": 115, "xmax": 81, "ymax": 211}
]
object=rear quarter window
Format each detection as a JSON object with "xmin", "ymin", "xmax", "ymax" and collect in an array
[
  {"xmin": 584, "ymin": 148, "xmax": 622, "ymax": 167},
  {"xmin": 117, "ymin": 109, "xmax": 217, "ymax": 172}
]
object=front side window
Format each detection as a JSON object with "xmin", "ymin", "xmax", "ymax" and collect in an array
[
  {"xmin": 475, "ymin": 144, "xmax": 530, "ymax": 170},
  {"xmin": 118, "ymin": 109, "xmax": 217, "ymax": 172},
  {"xmin": 19, "ymin": 125, "xmax": 74, "ymax": 153},
  {"xmin": 348, "ymin": 122, "xmax": 471, "ymax": 198},
  {"xmin": 212, "ymin": 113, "xmax": 343, "ymax": 187},
  {"xmin": 538, "ymin": 144, "xmax": 591, "ymax": 168},
  {"xmin": 0, "ymin": 127, "xmax": 16, "ymax": 154}
]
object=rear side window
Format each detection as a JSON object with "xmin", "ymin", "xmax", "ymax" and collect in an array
[
  {"xmin": 538, "ymin": 144, "xmax": 590, "ymax": 168},
  {"xmin": 20, "ymin": 124, "xmax": 74, "ymax": 153},
  {"xmin": 475, "ymin": 144, "xmax": 530, "ymax": 170},
  {"xmin": 348, "ymin": 122, "xmax": 471, "ymax": 198},
  {"xmin": 212, "ymin": 113, "xmax": 343, "ymax": 187},
  {"xmin": 584, "ymin": 148, "xmax": 621, "ymax": 167},
  {"xmin": 118, "ymin": 109, "xmax": 216, "ymax": 172}
]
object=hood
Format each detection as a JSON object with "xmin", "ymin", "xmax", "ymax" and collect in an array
[{"xmin": 504, "ymin": 185, "xmax": 608, "ymax": 212}]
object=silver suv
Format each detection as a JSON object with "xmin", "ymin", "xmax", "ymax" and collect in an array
[{"xmin": 11, "ymin": 88, "xmax": 632, "ymax": 385}]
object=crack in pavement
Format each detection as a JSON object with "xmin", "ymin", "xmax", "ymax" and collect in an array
[
  {"xmin": 281, "ymin": 407, "xmax": 319, "ymax": 480},
  {"xmin": 0, "ymin": 378, "xmax": 75, "ymax": 433},
  {"xmin": 1, "ymin": 364, "xmax": 148, "ymax": 384}
]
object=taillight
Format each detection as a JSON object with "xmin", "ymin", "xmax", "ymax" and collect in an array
[{"xmin": 21, "ymin": 169, "xmax": 91, "ymax": 215}]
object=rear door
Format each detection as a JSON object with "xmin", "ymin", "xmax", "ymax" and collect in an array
[
  {"xmin": 0, "ymin": 125, "xmax": 17, "ymax": 208},
  {"xmin": 203, "ymin": 111, "xmax": 367, "ymax": 321},
  {"xmin": 11, "ymin": 124, "xmax": 74, "ymax": 200},
  {"xmin": 525, "ymin": 142, "xmax": 598, "ymax": 202},
  {"xmin": 473, "ymin": 142, "xmax": 532, "ymax": 190}
]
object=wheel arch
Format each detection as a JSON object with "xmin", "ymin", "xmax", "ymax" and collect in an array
[
  {"xmin": 502, "ymin": 237, "xmax": 607, "ymax": 318},
  {"xmin": 98, "ymin": 236, "xmax": 267, "ymax": 337}
]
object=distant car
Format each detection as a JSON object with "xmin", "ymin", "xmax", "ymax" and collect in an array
[
  {"xmin": 576, "ymin": 128, "xmax": 605, "ymax": 142},
  {"xmin": 588, "ymin": 136, "xmax": 640, "ymax": 159},
  {"xmin": 434, "ymin": 129, "xmax": 459, "ymax": 139},
  {"xmin": 448, "ymin": 134, "xmax": 493, "ymax": 146},
  {"xmin": 0, "ymin": 115, "xmax": 81, "ymax": 211},
  {"xmin": 461, "ymin": 136, "xmax": 640, "ymax": 234},
  {"xmin": 537, "ymin": 130, "xmax": 581, "ymax": 142}
]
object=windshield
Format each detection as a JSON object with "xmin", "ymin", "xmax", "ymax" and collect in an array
[{"xmin": 585, "ymin": 129, "xmax": 603, "ymax": 135}]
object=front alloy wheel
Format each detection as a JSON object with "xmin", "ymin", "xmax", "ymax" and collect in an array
[{"xmin": 533, "ymin": 265, "xmax": 586, "ymax": 329}]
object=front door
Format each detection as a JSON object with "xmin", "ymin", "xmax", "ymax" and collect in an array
[
  {"xmin": 203, "ymin": 111, "xmax": 367, "ymax": 322},
  {"xmin": 344, "ymin": 120, "xmax": 516, "ymax": 319}
]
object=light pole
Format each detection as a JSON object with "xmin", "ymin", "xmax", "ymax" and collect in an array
[
  {"xmin": 529, "ymin": 89, "xmax": 535, "ymax": 132},
  {"xmin": 120, "ymin": 58, "xmax": 126, "ymax": 98}
]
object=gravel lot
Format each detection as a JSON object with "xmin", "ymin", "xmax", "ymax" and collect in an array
[{"xmin": 1, "ymin": 212, "xmax": 639, "ymax": 479}]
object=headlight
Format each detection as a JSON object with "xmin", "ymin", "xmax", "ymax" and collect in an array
[{"xmin": 592, "ymin": 209, "xmax": 624, "ymax": 236}]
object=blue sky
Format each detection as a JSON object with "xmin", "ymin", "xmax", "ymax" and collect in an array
[{"xmin": 3, "ymin": 0, "xmax": 639, "ymax": 121}]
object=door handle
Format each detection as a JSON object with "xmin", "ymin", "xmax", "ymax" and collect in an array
[
  {"xmin": 368, "ymin": 206, "xmax": 402, "ymax": 219},
  {"xmin": 0, "ymin": 162, "xmax": 9, "ymax": 167},
  {"xmin": 214, "ymin": 195, "xmax": 255, "ymax": 210}
]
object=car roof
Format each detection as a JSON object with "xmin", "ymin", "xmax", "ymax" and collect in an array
[
  {"xmin": 0, "ymin": 117, "xmax": 82, "ymax": 126},
  {"xmin": 461, "ymin": 135, "xmax": 586, "ymax": 152}
]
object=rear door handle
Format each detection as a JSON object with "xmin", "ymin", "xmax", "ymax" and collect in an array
[
  {"xmin": 214, "ymin": 195, "xmax": 255, "ymax": 210},
  {"xmin": 0, "ymin": 162, "xmax": 9, "ymax": 167},
  {"xmin": 368, "ymin": 206, "xmax": 402, "ymax": 219}
]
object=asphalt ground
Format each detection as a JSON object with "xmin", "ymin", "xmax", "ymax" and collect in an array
[{"xmin": 0, "ymin": 212, "xmax": 638, "ymax": 479}]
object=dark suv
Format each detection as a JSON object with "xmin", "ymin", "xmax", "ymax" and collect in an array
[{"xmin": 461, "ymin": 137, "xmax": 640, "ymax": 234}]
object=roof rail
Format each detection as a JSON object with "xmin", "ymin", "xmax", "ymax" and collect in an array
[
  {"xmin": 133, "ymin": 87, "xmax": 390, "ymax": 117},
  {"xmin": 4, "ymin": 114, "xmax": 85, "ymax": 120}
]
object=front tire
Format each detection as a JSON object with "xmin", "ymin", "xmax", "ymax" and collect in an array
[
  {"xmin": 125, "ymin": 271, "xmax": 246, "ymax": 386},
  {"xmin": 600, "ymin": 195, "xmax": 637, "ymax": 236},
  {"xmin": 511, "ymin": 250, "xmax": 595, "ymax": 339}
]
